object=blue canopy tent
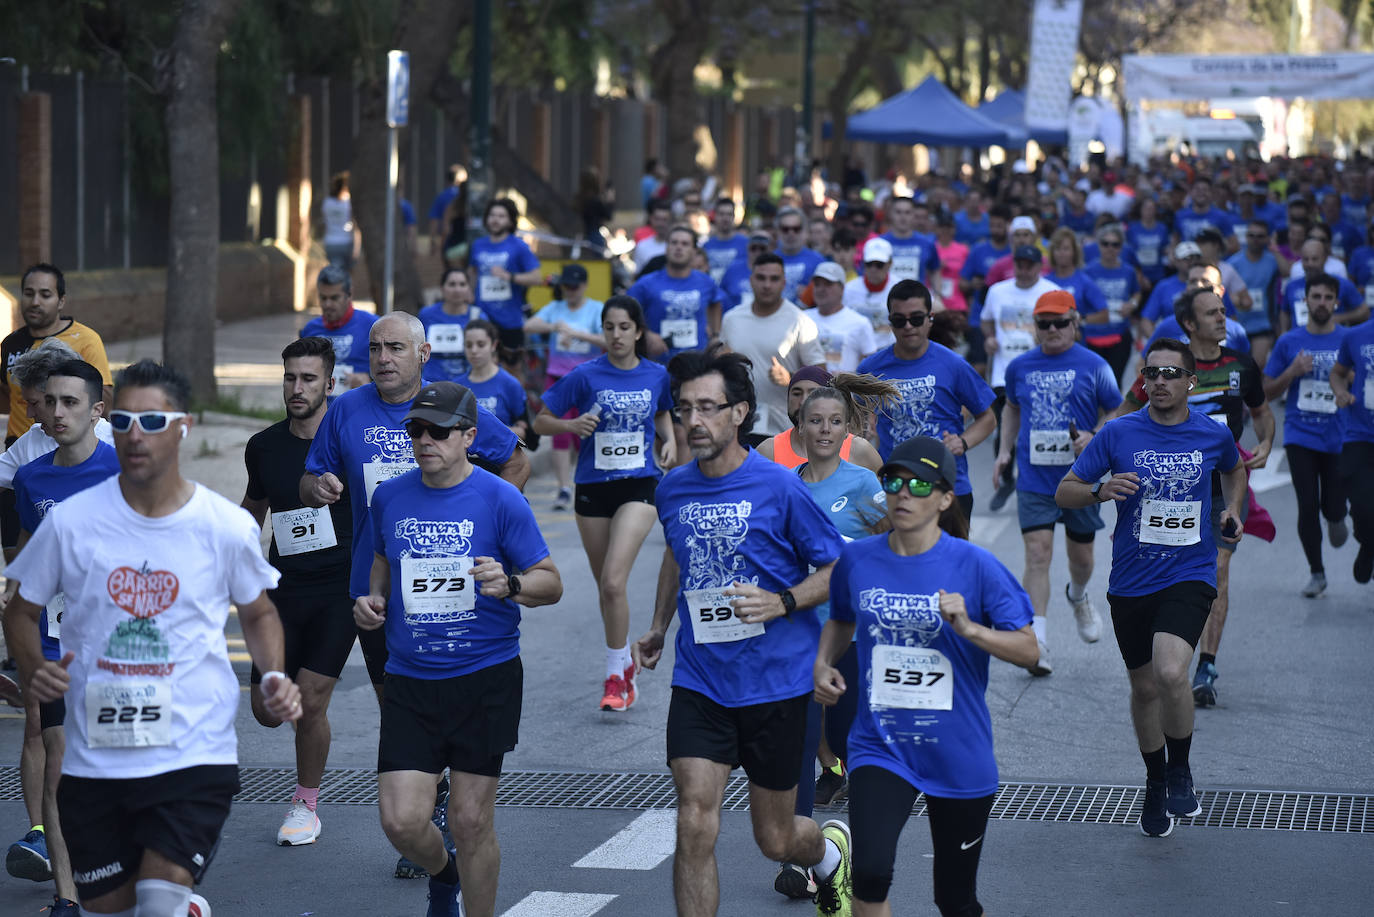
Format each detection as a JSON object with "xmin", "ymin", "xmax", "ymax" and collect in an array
[
  {"xmin": 832, "ymin": 76, "xmax": 1026, "ymax": 148},
  {"xmin": 977, "ymin": 89, "xmax": 1069, "ymax": 147}
]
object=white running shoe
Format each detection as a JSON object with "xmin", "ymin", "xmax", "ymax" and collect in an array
[
  {"xmin": 1066, "ymin": 585, "xmax": 1102, "ymax": 643},
  {"xmin": 188, "ymin": 893, "xmax": 212, "ymax": 917},
  {"xmin": 1027, "ymin": 641, "xmax": 1053, "ymax": 677},
  {"xmin": 277, "ymin": 800, "xmax": 322, "ymax": 846}
]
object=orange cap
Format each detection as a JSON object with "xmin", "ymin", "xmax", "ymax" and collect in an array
[{"xmin": 1034, "ymin": 289, "xmax": 1076, "ymax": 315}]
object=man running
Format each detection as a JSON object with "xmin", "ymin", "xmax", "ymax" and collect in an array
[
  {"xmin": 995, "ymin": 290, "xmax": 1122, "ymax": 676},
  {"xmin": 634, "ymin": 348, "xmax": 854, "ymax": 916},
  {"xmin": 240, "ymin": 337, "xmax": 355, "ymax": 845},
  {"xmin": 301, "ymin": 265, "xmax": 376, "ymax": 394},
  {"xmin": 1057, "ymin": 339, "xmax": 1246, "ymax": 837},
  {"xmin": 1118, "ymin": 288, "xmax": 1274, "ymax": 706},
  {"xmin": 356, "ymin": 381, "xmax": 562, "ymax": 917},
  {"xmin": 1331, "ymin": 315, "xmax": 1374, "ymax": 586},
  {"xmin": 2, "ymin": 359, "xmax": 302, "ymax": 915},
  {"xmin": 5, "ymin": 358, "xmax": 120, "ymax": 915}
]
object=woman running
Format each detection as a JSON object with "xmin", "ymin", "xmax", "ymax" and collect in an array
[
  {"xmin": 458, "ymin": 319, "xmax": 529, "ymax": 441},
  {"xmin": 533, "ymin": 296, "xmax": 675, "ymax": 711},
  {"xmin": 774, "ymin": 379, "xmax": 891, "ymax": 901},
  {"xmin": 758, "ymin": 366, "xmax": 885, "ymax": 472},
  {"xmin": 815, "ymin": 436, "xmax": 1038, "ymax": 917},
  {"xmin": 419, "ymin": 267, "xmax": 486, "ymax": 382}
]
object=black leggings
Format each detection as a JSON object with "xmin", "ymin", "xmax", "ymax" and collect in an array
[
  {"xmin": 1086, "ymin": 332, "xmax": 1133, "ymax": 385},
  {"xmin": 793, "ymin": 642, "xmax": 858, "ymax": 817},
  {"xmin": 1341, "ymin": 441, "xmax": 1374, "ymax": 548},
  {"xmin": 1285, "ymin": 444, "xmax": 1346, "ymax": 573},
  {"xmin": 849, "ymin": 765, "xmax": 995, "ymax": 916}
]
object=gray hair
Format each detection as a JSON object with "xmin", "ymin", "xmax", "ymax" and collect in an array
[
  {"xmin": 11, "ymin": 339, "xmax": 81, "ymax": 390},
  {"xmin": 1096, "ymin": 223, "xmax": 1125, "ymax": 244},
  {"xmin": 317, "ymin": 264, "xmax": 352, "ymax": 296},
  {"xmin": 371, "ymin": 311, "xmax": 426, "ymax": 349},
  {"xmin": 776, "ymin": 206, "xmax": 805, "ymax": 224}
]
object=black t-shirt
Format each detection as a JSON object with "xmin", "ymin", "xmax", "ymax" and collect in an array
[{"xmin": 244, "ymin": 420, "xmax": 353, "ymax": 587}]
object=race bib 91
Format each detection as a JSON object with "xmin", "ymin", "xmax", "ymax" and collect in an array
[
  {"xmin": 271, "ymin": 506, "xmax": 338, "ymax": 556},
  {"xmin": 85, "ymin": 681, "xmax": 172, "ymax": 747},
  {"xmin": 869, "ymin": 645, "xmax": 954, "ymax": 710},
  {"xmin": 685, "ymin": 588, "xmax": 764, "ymax": 645},
  {"xmin": 1139, "ymin": 499, "xmax": 1202, "ymax": 546}
]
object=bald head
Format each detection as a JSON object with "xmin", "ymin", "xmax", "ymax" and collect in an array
[
  {"xmin": 369, "ymin": 312, "xmax": 431, "ymax": 402},
  {"xmin": 1301, "ymin": 239, "xmax": 1326, "ymax": 274}
]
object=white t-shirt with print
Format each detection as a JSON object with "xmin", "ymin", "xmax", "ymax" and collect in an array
[
  {"xmin": 982, "ymin": 276, "xmax": 1061, "ymax": 389},
  {"xmin": 810, "ymin": 306, "xmax": 878, "ymax": 373},
  {"xmin": 7, "ymin": 477, "xmax": 279, "ymax": 779},
  {"xmin": 720, "ymin": 301, "xmax": 827, "ymax": 435}
]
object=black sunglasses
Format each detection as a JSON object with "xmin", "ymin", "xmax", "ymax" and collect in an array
[
  {"xmin": 1099, "ymin": 240, "xmax": 1122, "ymax": 248},
  {"xmin": 1141, "ymin": 365, "xmax": 1190, "ymax": 381},
  {"xmin": 1036, "ymin": 318, "xmax": 1073, "ymax": 330},
  {"xmin": 889, "ymin": 313, "xmax": 929, "ymax": 328},
  {"xmin": 405, "ymin": 420, "xmax": 465, "ymax": 441}
]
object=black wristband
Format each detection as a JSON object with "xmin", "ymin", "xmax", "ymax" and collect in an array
[
  {"xmin": 778, "ymin": 589, "xmax": 797, "ymax": 616},
  {"xmin": 507, "ymin": 574, "xmax": 522, "ymax": 598},
  {"xmin": 958, "ymin": 435, "xmax": 969, "ymax": 453}
]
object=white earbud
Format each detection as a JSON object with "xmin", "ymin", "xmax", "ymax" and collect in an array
[
  {"xmin": 180, "ymin": 426, "xmax": 189, "ymax": 440},
  {"xmin": 1187, "ymin": 383, "xmax": 1194, "ymax": 390}
]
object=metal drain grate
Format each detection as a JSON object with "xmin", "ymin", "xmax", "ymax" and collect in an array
[{"xmin": 2, "ymin": 767, "xmax": 1367, "ymax": 833}]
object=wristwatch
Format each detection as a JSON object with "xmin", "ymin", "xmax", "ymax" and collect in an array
[
  {"xmin": 778, "ymin": 589, "xmax": 797, "ymax": 616},
  {"xmin": 1091, "ymin": 481, "xmax": 1106, "ymax": 502},
  {"xmin": 506, "ymin": 574, "xmax": 522, "ymax": 598}
]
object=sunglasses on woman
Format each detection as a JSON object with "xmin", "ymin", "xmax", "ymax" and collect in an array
[{"xmin": 881, "ymin": 474, "xmax": 936, "ymax": 498}]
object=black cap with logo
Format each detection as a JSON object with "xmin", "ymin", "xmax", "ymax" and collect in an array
[
  {"xmin": 405, "ymin": 381, "xmax": 478, "ymax": 429},
  {"xmin": 879, "ymin": 436, "xmax": 957, "ymax": 490}
]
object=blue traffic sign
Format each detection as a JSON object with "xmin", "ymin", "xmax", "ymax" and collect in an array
[{"xmin": 387, "ymin": 50, "xmax": 410, "ymax": 128}]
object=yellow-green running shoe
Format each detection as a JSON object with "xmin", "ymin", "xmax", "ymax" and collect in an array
[{"xmin": 815, "ymin": 819, "xmax": 853, "ymax": 916}]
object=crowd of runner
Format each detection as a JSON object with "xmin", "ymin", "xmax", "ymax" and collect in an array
[{"xmin": 2, "ymin": 149, "xmax": 1373, "ymax": 917}]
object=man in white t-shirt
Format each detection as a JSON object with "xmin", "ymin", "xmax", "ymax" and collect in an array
[
  {"xmin": 810, "ymin": 262, "xmax": 876, "ymax": 372},
  {"xmin": 2, "ymin": 359, "xmax": 302, "ymax": 917},
  {"xmin": 842, "ymin": 237, "xmax": 900, "ymax": 349},
  {"xmin": 719, "ymin": 253, "xmax": 826, "ymax": 438}
]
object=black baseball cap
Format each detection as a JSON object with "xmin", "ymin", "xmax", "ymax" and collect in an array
[
  {"xmin": 1013, "ymin": 244, "xmax": 1043, "ymax": 263},
  {"xmin": 559, "ymin": 263, "xmax": 588, "ymax": 285},
  {"xmin": 880, "ymin": 436, "xmax": 957, "ymax": 490},
  {"xmin": 405, "ymin": 382, "xmax": 478, "ymax": 429}
]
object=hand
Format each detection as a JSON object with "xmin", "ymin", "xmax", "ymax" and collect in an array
[
  {"xmin": 28, "ymin": 652, "xmax": 74, "ymax": 704},
  {"xmin": 1289, "ymin": 349, "xmax": 1314, "ymax": 377},
  {"xmin": 554, "ymin": 321, "xmax": 574, "ymax": 336},
  {"xmin": 657, "ymin": 435, "xmax": 677, "ymax": 468},
  {"xmin": 993, "ymin": 452, "xmax": 1012, "ymax": 490},
  {"xmin": 1072, "ymin": 428, "xmax": 1094, "ymax": 456},
  {"xmin": 768, "ymin": 357, "xmax": 791, "ymax": 387},
  {"xmin": 1244, "ymin": 442, "xmax": 1272, "ymax": 469},
  {"xmin": 984, "ymin": 336, "xmax": 999, "ymax": 355},
  {"xmin": 1218, "ymin": 508, "xmax": 1244, "ymax": 544},
  {"xmin": 568, "ymin": 412, "xmax": 600, "ymax": 438},
  {"xmin": 938, "ymin": 589, "xmax": 976, "ymax": 639},
  {"xmin": 813, "ymin": 662, "xmax": 847, "ymax": 706},
  {"xmin": 313, "ymin": 472, "xmax": 344, "ymax": 505},
  {"xmin": 353, "ymin": 595, "xmax": 387, "ymax": 630},
  {"xmin": 724, "ymin": 581, "xmax": 786, "ymax": 625},
  {"xmin": 1097, "ymin": 472, "xmax": 1140, "ymax": 501},
  {"xmin": 941, "ymin": 431, "xmax": 966, "ymax": 457},
  {"xmin": 261, "ymin": 671, "xmax": 304, "ymax": 723},
  {"xmin": 633, "ymin": 628, "xmax": 666, "ymax": 671},
  {"xmin": 490, "ymin": 265, "xmax": 511, "ymax": 281},
  {"xmin": 1335, "ymin": 389, "xmax": 1357, "ymax": 408},
  {"xmin": 472, "ymin": 556, "xmax": 510, "ymax": 598}
]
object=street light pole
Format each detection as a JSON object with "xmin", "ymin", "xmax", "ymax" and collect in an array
[
  {"xmin": 467, "ymin": 0, "xmax": 493, "ymax": 239},
  {"xmin": 794, "ymin": 0, "xmax": 817, "ymax": 185}
]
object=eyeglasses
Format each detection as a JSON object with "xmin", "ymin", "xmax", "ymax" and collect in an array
[
  {"xmin": 1246, "ymin": 232, "xmax": 1268, "ymax": 239},
  {"xmin": 881, "ymin": 474, "xmax": 936, "ymax": 498},
  {"xmin": 1099, "ymin": 240, "xmax": 1122, "ymax": 248},
  {"xmin": 779, "ymin": 224, "xmax": 804, "ymax": 234},
  {"xmin": 109, "ymin": 411, "xmax": 188, "ymax": 434},
  {"xmin": 1140, "ymin": 365, "xmax": 1190, "ymax": 381},
  {"xmin": 671, "ymin": 402, "xmax": 734, "ymax": 420},
  {"xmin": 405, "ymin": 420, "xmax": 466, "ymax": 441},
  {"xmin": 1036, "ymin": 318, "xmax": 1074, "ymax": 330},
  {"xmin": 888, "ymin": 312, "xmax": 928, "ymax": 328}
]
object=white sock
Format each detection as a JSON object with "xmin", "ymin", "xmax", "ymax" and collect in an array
[
  {"xmin": 606, "ymin": 645, "xmax": 628, "ymax": 679},
  {"xmin": 134, "ymin": 878, "xmax": 193, "ymax": 917},
  {"xmin": 1032, "ymin": 615, "xmax": 1047, "ymax": 643},
  {"xmin": 814, "ymin": 837, "xmax": 842, "ymax": 881},
  {"xmin": 1067, "ymin": 581, "xmax": 1087, "ymax": 602}
]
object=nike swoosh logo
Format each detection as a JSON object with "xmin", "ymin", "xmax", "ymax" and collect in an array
[{"xmin": 960, "ymin": 836, "xmax": 983, "ymax": 850}]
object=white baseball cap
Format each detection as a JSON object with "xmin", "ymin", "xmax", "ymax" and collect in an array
[
  {"xmin": 1010, "ymin": 216, "xmax": 1038, "ymax": 234},
  {"xmin": 812, "ymin": 262, "xmax": 846, "ymax": 284},
  {"xmin": 1174, "ymin": 241, "xmax": 1202, "ymax": 260},
  {"xmin": 862, "ymin": 238, "xmax": 893, "ymax": 264}
]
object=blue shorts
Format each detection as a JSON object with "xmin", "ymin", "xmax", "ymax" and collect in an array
[{"xmin": 1018, "ymin": 489, "xmax": 1103, "ymax": 540}]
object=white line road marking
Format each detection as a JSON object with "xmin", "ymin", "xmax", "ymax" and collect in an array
[
  {"xmin": 1249, "ymin": 452, "xmax": 1291, "ymax": 494},
  {"xmin": 969, "ymin": 515, "xmax": 1012, "ymax": 547},
  {"xmin": 572, "ymin": 810, "xmax": 676, "ymax": 870},
  {"xmin": 501, "ymin": 892, "xmax": 617, "ymax": 917}
]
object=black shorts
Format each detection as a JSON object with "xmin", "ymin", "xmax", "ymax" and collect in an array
[
  {"xmin": 1, "ymin": 488, "xmax": 18, "ymax": 549},
  {"xmin": 250, "ymin": 583, "xmax": 356, "ymax": 682},
  {"xmin": 58, "ymin": 764, "xmax": 239, "ymax": 900},
  {"xmin": 378, "ymin": 656, "xmax": 523, "ymax": 777},
  {"xmin": 1108, "ymin": 580, "xmax": 1217, "ymax": 670},
  {"xmin": 574, "ymin": 477, "xmax": 657, "ymax": 518},
  {"xmin": 40, "ymin": 697, "xmax": 65, "ymax": 731},
  {"xmin": 666, "ymin": 686, "xmax": 809, "ymax": 792}
]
